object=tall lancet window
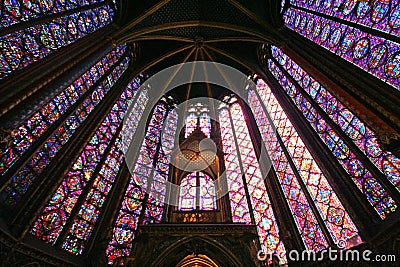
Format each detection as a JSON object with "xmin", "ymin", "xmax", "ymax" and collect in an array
[
  {"xmin": 30, "ymin": 77, "xmax": 148, "ymax": 254},
  {"xmin": 264, "ymin": 45, "xmax": 399, "ymax": 219},
  {"xmin": 1, "ymin": 45, "xmax": 130, "ymax": 206},
  {"xmin": 1, "ymin": 1, "xmax": 116, "ymax": 80},
  {"xmin": 247, "ymin": 78, "xmax": 362, "ymax": 252},
  {"xmin": 179, "ymin": 172, "xmax": 216, "ymax": 211},
  {"xmin": 185, "ymin": 102, "xmax": 212, "ymax": 137},
  {"xmin": 106, "ymin": 100, "xmax": 178, "ymax": 264},
  {"xmin": 283, "ymin": 0, "xmax": 400, "ymax": 89},
  {"xmin": 219, "ymin": 99, "xmax": 287, "ymax": 264}
]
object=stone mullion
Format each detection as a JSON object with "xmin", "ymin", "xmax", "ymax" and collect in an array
[
  {"xmin": 259, "ymin": 67, "xmax": 380, "ymax": 237},
  {"xmin": 0, "ymin": 25, "xmax": 116, "ymax": 118},
  {"xmin": 8, "ymin": 65, "xmax": 135, "ymax": 239},
  {"xmin": 280, "ymin": 30, "xmax": 400, "ymax": 153},
  {"xmin": 270, "ymin": 55, "xmax": 400, "ymax": 205},
  {"xmin": 0, "ymin": 50, "xmax": 129, "ymax": 192},
  {"xmin": 238, "ymin": 98, "xmax": 306, "ymax": 252}
]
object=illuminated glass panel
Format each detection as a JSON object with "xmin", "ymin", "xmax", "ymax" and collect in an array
[
  {"xmin": 30, "ymin": 74, "xmax": 143, "ymax": 247},
  {"xmin": 185, "ymin": 113, "xmax": 197, "ymax": 137},
  {"xmin": 199, "ymin": 172, "xmax": 216, "ymax": 210},
  {"xmin": 0, "ymin": 5, "xmax": 114, "ymax": 80},
  {"xmin": 283, "ymin": 8, "xmax": 400, "ymax": 89},
  {"xmin": 1, "ymin": 0, "xmax": 107, "ymax": 28},
  {"xmin": 0, "ymin": 45, "xmax": 126, "ymax": 175},
  {"xmin": 178, "ymin": 172, "xmax": 216, "ymax": 211},
  {"xmin": 289, "ymin": 0, "xmax": 400, "ymax": 36},
  {"xmin": 143, "ymin": 108, "xmax": 178, "ymax": 224},
  {"xmin": 219, "ymin": 105, "xmax": 287, "ymax": 263},
  {"xmin": 250, "ymin": 80, "xmax": 358, "ymax": 250},
  {"xmin": 61, "ymin": 86, "xmax": 148, "ymax": 255},
  {"xmin": 106, "ymin": 102, "xmax": 173, "ymax": 264},
  {"xmin": 271, "ymin": 46, "xmax": 400, "ymax": 194},
  {"xmin": 1, "ymin": 55, "xmax": 130, "ymax": 206},
  {"xmin": 185, "ymin": 103, "xmax": 211, "ymax": 137},
  {"xmin": 179, "ymin": 172, "xmax": 197, "ymax": 211},
  {"xmin": 219, "ymin": 111, "xmax": 252, "ymax": 223},
  {"xmin": 252, "ymin": 80, "xmax": 360, "ymax": 245},
  {"xmin": 267, "ymin": 54, "xmax": 397, "ymax": 218},
  {"xmin": 248, "ymin": 90, "xmax": 330, "ymax": 250}
]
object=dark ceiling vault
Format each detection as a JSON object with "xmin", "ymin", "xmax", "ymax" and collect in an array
[{"xmin": 107, "ymin": 0, "xmax": 285, "ymax": 100}]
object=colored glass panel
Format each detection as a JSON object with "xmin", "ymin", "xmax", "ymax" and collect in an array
[
  {"xmin": 267, "ymin": 55, "xmax": 397, "ymax": 218},
  {"xmin": 1, "ymin": 0, "xmax": 107, "ymax": 28},
  {"xmin": 220, "ymin": 105, "xmax": 287, "ymax": 263},
  {"xmin": 178, "ymin": 172, "xmax": 216, "ymax": 211},
  {"xmin": 0, "ymin": 45, "xmax": 126, "ymax": 175},
  {"xmin": 30, "ymin": 72, "xmax": 142, "ymax": 246},
  {"xmin": 106, "ymin": 102, "xmax": 175, "ymax": 264},
  {"xmin": 271, "ymin": 46, "xmax": 400, "ymax": 194},
  {"xmin": 284, "ymin": 8, "xmax": 400, "ymax": 89},
  {"xmin": 0, "ymin": 5, "xmax": 114, "ymax": 80},
  {"xmin": 61, "ymin": 84, "xmax": 147, "ymax": 255},
  {"xmin": 185, "ymin": 103, "xmax": 211, "ymax": 137},
  {"xmin": 219, "ymin": 110, "xmax": 252, "ymax": 223},
  {"xmin": 1, "ymin": 55, "xmax": 130, "ymax": 206},
  {"xmin": 289, "ymin": 0, "xmax": 400, "ymax": 36}
]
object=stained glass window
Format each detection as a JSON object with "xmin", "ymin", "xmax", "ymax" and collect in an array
[
  {"xmin": 219, "ymin": 101, "xmax": 287, "ymax": 264},
  {"xmin": 283, "ymin": 4, "xmax": 400, "ymax": 89},
  {"xmin": 106, "ymin": 102, "xmax": 178, "ymax": 264},
  {"xmin": 30, "ymin": 77, "xmax": 147, "ymax": 249},
  {"xmin": 1, "ymin": 3, "xmax": 115, "ymax": 80},
  {"xmin": 1, "ymin": 0, "xmax": 108, "ymax": 28},
  {"xmin": 248, "ymin": 81, "xmax": 362, "ymax": 251},
  {"xmin": 289, "ymin": 0, "xmax": 400, "ymax": 36},
  {"xmin": 143, "ymin": 107, "xmax": 178, "ymax": 224},
  {"xmin": 1, "ymin": 45, "xmax": 126, "ymax": 176},
  {"xmin": 1, "ymin": 49, "xmax": 130, "ymax": 206},
  {"xmin": 265, "ymin": 45, "xmax": 398, "ymax": 218},
  {"xmin": 185, "ymin": 102, "xmax": 211, "ymax": 137},
  {"xmin": 179, "ymin": 172, "xmax": 216, "ymax": 211}
]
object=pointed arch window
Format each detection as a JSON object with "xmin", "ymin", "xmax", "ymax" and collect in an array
[
  {"xmin": 219, "ymin": 100, "xmax": 287, "ymax": 264},
  {"xmin": 185, "ymin": 102, "xmax": 211, "ymax": 137},
  {"xmin": 106, "ymin": 101, "xmax": 178, "ymax": 263},
  {"xmin": 179, "ymin": 172, "xmax": 216, "ymax": 211},
  {"xmin": 283, "ymin": 1, "xmax": 400, "ymax": 89},
  {"xmin": 30, "ymin": 77, "xmax": 148, "ymax": 253}
]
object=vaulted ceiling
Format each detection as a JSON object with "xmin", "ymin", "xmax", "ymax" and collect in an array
[{"xmin": 110, "ymin": 0, "xmax": 285, "ymax": 101}]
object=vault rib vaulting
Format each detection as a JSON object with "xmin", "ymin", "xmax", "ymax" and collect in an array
[{"xmin": 0, "ymin": 0, "xmax": 399, "ymax": 266}]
